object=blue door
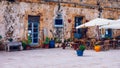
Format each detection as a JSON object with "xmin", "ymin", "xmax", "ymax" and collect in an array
[
  {"xmin": 105, "ymin": 18, "xmax": 113, "ymax": 38},
  {"xmin": 105, "ymin": 29, "xmax": 112, "ymax": 38},
  {"xmin": 74, "ymin": 17, "xmax": 83, "ymax": 39},
  {"xmin": 28, "ymin": 16, "xmax": 40, "ymax": 45}
]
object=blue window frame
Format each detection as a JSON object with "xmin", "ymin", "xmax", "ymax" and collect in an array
[
  {"xmin": 28, "ymin": 16, "xmax": 40, "ymax": 45},
  {"xmin": 54, "ymin": 19, "xmax": 64, "ymax": 27},
  {"xmin": 105, "ymin": 29, "xmax": 112, "ymax": 38},
  {"xmin": 74, "ymin": 17, "xmax": 83, "ymax": 39},
  {"xmin": 105, "ymin": 18, "xmax": 113, "ymax": 38}
]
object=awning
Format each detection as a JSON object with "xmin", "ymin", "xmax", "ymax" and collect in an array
[
  {"xmin": 99, "ymin": 19, "xmax": 120, "ymax": 29},
  {"xmin": 76, "ymin": 18, "xmax": 115, "ymax": 29}
]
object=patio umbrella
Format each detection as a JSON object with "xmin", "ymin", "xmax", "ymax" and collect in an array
[
  {"xmin": 99, "ymin": 19, "xmax": 120, "ymax": 29},
  {"xmin": 99, "ymin": 23, "xmax": 120, "ymax": 29},
  {"xmin": 76, "ymin": 18, "xmax": 115, "ymax": 40},
  {"xmin": 76, "ymin": 18, "xmax": 115, "ymax": 29}
]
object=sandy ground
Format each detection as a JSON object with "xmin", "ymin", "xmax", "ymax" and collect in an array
[{"xmin": 0, "ymin": 47, "xmax": 120, "ymax": 68}]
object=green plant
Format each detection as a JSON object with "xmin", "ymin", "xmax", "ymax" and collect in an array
[
  {"xmin": 54, "ymin": 37, "xmax": 61, "ymax": 43},
  {"xmin": 22, "ymin": 41, "xmax": 27, "ymax": 49},
  {"xmin": 78, "ymin": 45, "xmax": 86, "ymax": 51},
  {"xmin": 26, "ymin": 35, "xmax": 32, "ymax": 45},
  {"xmin": 8, "ymin": 38, "xmax": 13, "ymax": 42},
  {"xmin": 67, "ymin": 38, "xmax": 72, "ymax": 42},
  {"xmin": 0, "ymin": 35, "xmax": 2, "ymax": 40},
  {"xmin": 0, "ymin": 35, "xmax": 2, "ymax": 45},
  {"xmin": 21, "ymin": 36, "xmax": 32, "ymax": 50},
  {"xmin": 43, "ymin": 37, "xmax": 50, "ymax": 44},
  {"xmin": 22, "ymin": 36, "xmax": 32, "ymax": 47}
]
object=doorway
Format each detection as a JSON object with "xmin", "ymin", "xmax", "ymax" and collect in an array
[
  {"xmin": 74, "ymin": 16, "xmax": 83, "ymax": 39},
  {"xmin": 28, "ymin": 15, "xmax": 40, "ymax": 45}
]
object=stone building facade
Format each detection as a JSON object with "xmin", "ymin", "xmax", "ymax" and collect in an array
[{"xmin": 0, "ymin": 0, "xmax": 120, "ymax": 46}]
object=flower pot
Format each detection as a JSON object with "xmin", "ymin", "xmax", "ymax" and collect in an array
[
  {"xmin": 72, "ymin": 43, "xmax": 78, "ymax": 50},
  {"xmin": 76, "ymin": 50, "xmax": 84, "ymax": 56},
  {"xmin": 49, "ymin": 40, "xmax": 55, "ymax": 48},
  {"xmin": 94, "ymin": 45, "xmax": 101, "ymax": 52},
  {"xmin": 26, "ymin": 46, "xmax": 31, "ymax": 50},
  {"xmin": 44, "ymin": 44, "xmax": 49, "ymax": 48},
  {"xmin": 62, "ymin": 43, "xmax": 66, "ymax": 49},
  {"xmin": 26, "ymin": 45, "xmax": 31, "ymax": 50}
]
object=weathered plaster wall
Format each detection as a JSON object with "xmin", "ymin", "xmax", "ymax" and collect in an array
[
  {"xmin": 0, "ymin": 1, "xmax": 7, "ymax": 39},
  {"xmin": 0, "ymin": 1, "xmax": 119, "ymax": 46}
]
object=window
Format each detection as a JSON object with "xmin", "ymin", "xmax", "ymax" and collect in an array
[
  {"xmin": 74, "ymin": 17, "xmax": 83, "ymax": 39},
  {"xmin": 28, "ymin": 16, "xmax": 40, "ymax": 45},
  {"xmin": 105, "ymin": 29, "xmax": 112, "ymax": 38},
  {"xmin": 54, "ymin": 19, "xmax": 64, "ymax": 27},
  {"xmin": 105, "ymin": 18, "xmax": 113, "ymax": 38},
  {"xmin": 55, "ymin": 19, "xmax": 63, "ymax": 25}
]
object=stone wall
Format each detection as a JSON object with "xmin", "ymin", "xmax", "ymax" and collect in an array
[{"xmin": 0, "ymin": 1, "xmax": 119, "ymax": 46}]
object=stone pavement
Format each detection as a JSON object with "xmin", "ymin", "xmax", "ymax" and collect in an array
[{"xmin": 0, "ymin": 48, "xmax": 120, "ymax": 68}]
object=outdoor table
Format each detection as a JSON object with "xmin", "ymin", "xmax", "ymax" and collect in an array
[{"xmin": 5, "ymin": 41, "xmax": 23, "ymax": 51}]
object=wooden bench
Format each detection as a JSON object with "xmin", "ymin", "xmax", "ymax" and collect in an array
[{"xmin": 5, "ymin": 42, "xmax": 23, "ymax": 51}]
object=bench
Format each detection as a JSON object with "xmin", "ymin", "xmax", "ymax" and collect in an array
[{"xmin": 5, "ymin": 42, "xmax": 23, "ymax": 51}]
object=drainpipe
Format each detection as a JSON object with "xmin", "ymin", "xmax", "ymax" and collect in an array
[
  {"xmin": 97, "ymin": 0, "xmax": 103, "ymax": 40},
  {"xmin": 97, "ymin": 0, "xmax": 103, "ymax": 18}
]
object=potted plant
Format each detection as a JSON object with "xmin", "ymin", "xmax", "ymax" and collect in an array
[
  {"xmin": 43, "ymin": 37, "xmax": 50, "ymax": 48},
  {"xmin": 8, "ymin": 38, "xmax": 13, "ymax": 42},
  {"xmin": 63, "ymin": 38, "xmax": 72, "ymax": 48},
  {"xmin": 0, "ymin": 35, "xmax": 3, "ymax": 50},
  {"xmin": 0, "ymin": 35, "xmax": 2, "ymax": 45},
  {"xmin": 76, "ymin": 45, "xmax": 86, "ymax": 56},
  {"xmin": 26, "ymin": 36, "xmax": 32, "ymax": 49},
  {"xmin": 22, "ymin": 41, "xmax": 27, "ymax": 50},
  {"xmin": 54, "ymin": 37, "xmax": 62, "ymax": 48},
  {"xmin": 62, "ymin": 39, "xmax": 67, "ymax": 49},
  {"xmin": 49, "ymin": 38, "xmax": 55, "ymax": 48},
  {"xmin": 22, "ymin": 36, "xmax": 32, "ymax": 50},
  {"xmin": 67, "ymin": 38, "xmax": 72, "ymax": 42}
]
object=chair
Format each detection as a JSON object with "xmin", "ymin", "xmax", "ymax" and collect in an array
[
  {"xmin": 112, "ymin": 39, "xmax": 117, "ymax": 49},
  {"xmin": 90, "ymin": 39, "xmax": 96, "ymax": 49},
  {"xmin": 103, "ymin": 40, "xmax": 110, "ymax": 50},
  {"xmin": 116, "ymin": 40, "xmax": 120, "ymax": 49}
]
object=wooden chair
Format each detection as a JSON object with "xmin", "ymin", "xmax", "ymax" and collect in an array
[
  {"xmin": 112, "ymin": 39, "xmax": 117, "ymax": 49},
  {"xmin": 103, "ymin": 40, "xmax": 110, "ymax": 50},
  {"xmin": 117, "ymin": 40, "xmax": 120, "ymax": 49},
  {"xmin": 90, "ymin": 39, "xmax": 96, "ymax": 49}
]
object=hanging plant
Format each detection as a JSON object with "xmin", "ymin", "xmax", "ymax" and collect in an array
[{"xmin": 8, "ymin": 38, "xmax": 13, "ymax": 42}]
